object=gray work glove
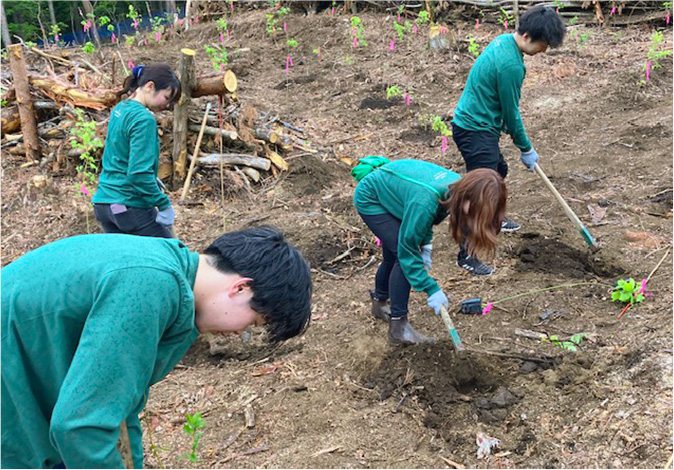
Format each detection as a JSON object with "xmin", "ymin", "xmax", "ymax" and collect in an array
[
  {"xmin": 421, "ymin": 244, "xmax": 432, "ymax": 271},
  {"xmin": 520, "ymin": 148, "xmax": 539, "ymax": 171},
  {"xmin": 156, "ymin": 205, "xmax": 175, "ymax": 226},
  {"xmin": 427, "ymin": 290, "xmax": 450, "ymax": 316}
]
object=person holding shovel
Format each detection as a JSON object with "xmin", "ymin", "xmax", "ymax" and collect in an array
[
  {"xmin": 353, "ymin": 157, "xmax": 506, "ymax": 345},
  {"xmin": 1, "ymin": 226, "xmax": 312, "ymax": 469},
  {"xmin": 93, "ymin": 63, "xmax": 182, "ymax": 238},
  {"xmin": 451, "ymin": 5, "xmax": 566, "ymax": 275}
]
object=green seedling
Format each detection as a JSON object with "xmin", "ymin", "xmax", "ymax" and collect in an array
[
  {"xmin": 416, "ymin": 11, "xmax": 430, "ymax": 25},
  {"xmin": 386, "ymin": 85, "xmax": 403, "ymax": 99},
  {"xmin": 568, "ymin": 15, "xmax": 579, "ymax": 26},
  {"xmin": 430, "ymin": 115, "xmax": 451, "ymax": 137},
  {"xmin": 217, "ymin": 18, "xmax": 228, "ymax": 33},
  {"xmin": 181, "ymin": 412, "xmax": 204, "ymax": 464},
  {"xmin": 351, "ymin": 17, "xmax": 368, "ymax": 47},
  {"xmin": 643, "ymin": 30, "xmax": 672, "ymax": 82},
  {"xmin": 468, "ymin": 34, "xmax": 480, "ymax": 57},
  {"xmin": 70, "ymin": 108, "xmax": 103, "ymax": 233},
  {"xmin": 574, "ymin": 30, "xmax": 591, "ymax": 48},
  {"xmin": 266, "ymin": 2, "xmax": 290, "ymax": 36},
  {"xmin": 204, "ymin": 44, "xmax": 228, "ymax": 71},
  {"xmin": 612, "ymin": 278, "xmax": 645, "ymax": 305},
  {"xmin": 497, "ymin": 7, "xmax": 514, "ymax": 30},
  {"xmin": 127, "ymin": 5, "xmax": 142, "ymax": 29},
  {"xmin": 393, "ymin": 21, "xmax": 412, "ymax": 41},
  {"xmin": 553, "ymin": 0, "xmax": 565, "ymax": 10},
  {"xmin": 82, "ymin": 41, "xmax": 96, "ymax": 54},
  {"xmin": 1, "ymin": 100, "xmax": 7, "ymax": 107},
  {"xmin": 542, "ymin": 332, "xmax": 587, "ymax": 352},
  {"xmin": 286, "ymin": 38, "xmax": 298, "ymax": 48}
]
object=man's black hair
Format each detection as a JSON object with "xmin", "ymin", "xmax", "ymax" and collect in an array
[
  {"xmin": 517, "ymin": 5, "xmax": 566, "ymax": 48},
  {"xmin": 204, "ymin": 226, "xmax": 312, "ymax": 342}
]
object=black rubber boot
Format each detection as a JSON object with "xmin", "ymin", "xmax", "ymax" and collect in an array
[
  {"xmin": 388, "ymin": 316, "xmax": 436, "ymax": 345},
  {"xmin": 370, "ymin": 291, "xmax": 391, "ymax": 323}
]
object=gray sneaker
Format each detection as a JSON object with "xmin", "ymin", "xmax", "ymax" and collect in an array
[{"xmin": 501, "ymin": 219, "xmax": 521, "ymax": 232}]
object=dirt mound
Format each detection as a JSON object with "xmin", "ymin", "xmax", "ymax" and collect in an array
[{"xmin": 512, "ymin": 236, "xmax": 625, "ymax": 278}]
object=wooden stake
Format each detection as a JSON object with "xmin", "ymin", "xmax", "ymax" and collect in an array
[
  {"xmin": 179, "ymin": 102, "xmax": 212, "ymax": 205},
  {"xmin": 172, "ymin": 48, "xmax": 196, "ymax": 188},
  {"xmin": 8, "ymin": 44, "xmax": 40, "ymax": 162}
]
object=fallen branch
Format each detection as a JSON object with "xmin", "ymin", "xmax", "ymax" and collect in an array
[{"xmin": 197, "ymin": 152, "xmax": 271, "ymax": 171}]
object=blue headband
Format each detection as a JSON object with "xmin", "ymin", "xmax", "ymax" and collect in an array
[{"xmin": 132, "ymin": 65, "xmax": 146, "ymax": 79}]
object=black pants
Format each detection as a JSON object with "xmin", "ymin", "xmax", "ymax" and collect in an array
[
  {"xmin": 452, "ymin": 123, "xmax": 508, "ymax": 179},
  {"xmin": 359, "ymin": 212, "xmax": 411, "ymax": 318},
  {"xmin": 94, "ymin": 204, "xmax": 173, "ymax": 238}
]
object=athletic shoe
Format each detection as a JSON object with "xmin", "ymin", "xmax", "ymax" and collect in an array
[
  {"xmin": 501, "ymin": 219, "xmax": 521, "ymax": 233},
  {"xmin": 456, "ymin": 254, "xmax": 494, "ymax": 276}
]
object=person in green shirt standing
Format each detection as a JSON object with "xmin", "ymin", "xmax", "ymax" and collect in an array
[
  {"xmin": 451, "ymin": 5, "xmax": 566, "ymax": 275},
  {"xmin": 93, "ymin": 63, "xmax": 182, "ymax": 238},
  {"xmin": 353, "ymin": 158, "xmax": 506, "ymax": 344},
  {"xmin": 1, "ymin": 226, "xmax": 312, "ymax": 469}
]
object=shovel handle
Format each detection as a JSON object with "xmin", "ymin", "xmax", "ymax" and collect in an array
[
  {"xmin": 534, "ymin": 163, "xmax": 599, "ymax": 252},
  {"xmin": 440, "ymin": 305, "xmax": 464, "ymax": 352}
]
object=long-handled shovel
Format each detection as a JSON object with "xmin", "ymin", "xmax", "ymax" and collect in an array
[
  {"xmin": 440, "ymin": 305, "xmax": 464, "ymax": 352},
  {"xmin": 534, "ymin": 162, "xmax": 600, "ymax": 252}
]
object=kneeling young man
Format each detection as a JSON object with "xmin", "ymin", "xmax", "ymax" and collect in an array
[{"xmin": 1, "ymin": 226, "xmax": 312, "ymax": 469}]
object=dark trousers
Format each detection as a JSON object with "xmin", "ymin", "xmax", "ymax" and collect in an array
[
  {"xmin": 452, "ymin": 123, "xmax": 508, "ymax": 179},
  {"xmin": 94, "ymin": 204, "xmax": 172, "ymax": 238},
  {"xmin": 359, "ymin": 212, "xmax": 411, "ymax": 318}
]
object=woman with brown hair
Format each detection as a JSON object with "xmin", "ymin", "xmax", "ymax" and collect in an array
[
  {"xmin": 353, "ymin": 158, "xmax": 506, "ymax": 345},
  {"xmin": 93, "ymin": 63, "xmax": 182, "ymax": 238}
]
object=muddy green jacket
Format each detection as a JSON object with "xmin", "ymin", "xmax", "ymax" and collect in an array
[
  {"xmin": 92, "ymin": 99, "xmax": 170, "ymax": 210},
  {"xmin": 353, "ymin": 159, "xmax": 460, "ymax": 295},
  {"xmin": 452, "ymin": 34, "xmax": 532, "ymax": 152},
  {"xmin": 1, "ymin": 234, "xmax": 200, "ymax": 469}
]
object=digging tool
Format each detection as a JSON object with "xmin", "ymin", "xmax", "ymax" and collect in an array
[
  {"xmin": 534, "ymin": 162, "xmax": 600, "ymax": 252},
  {"xmin": 439, "ymin": 305, "xmax": 464, "ymax": 352},
  {"xmin": 179, "ymin": 102, "xmax": 212, "ymax": 205}
]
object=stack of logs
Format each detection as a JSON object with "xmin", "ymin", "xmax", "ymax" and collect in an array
[{"xmin": 1, "ymin": 44, "xmax": 316, "ymax": 192}]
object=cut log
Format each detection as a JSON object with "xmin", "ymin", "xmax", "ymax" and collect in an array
[
  {"xmin": 188, "ymin": 124, "xmax": 238, "ymax": 142},
  {"xmin": 241, "ymin": 166, "xmax": 260, "ymax": 183},
  {"xmin": 265, "ymin": 146, "xmax": 289, "ymax": 171},
  {"xmin": 197, "ymin": 152, "xmax": 271, "ymax": 171},
  {"xmin": 30, "ymin": 77, "xmax": 117, "ymax": 109},
  {"xmin": 8, "ymin": 44, "xmax": 40, "ymax": 162},
  {"xmin": 172, "ymin": 48, "xmax": 197, "ymax": 188},
  {"xmin": 192, "ymin": 71, "xmax": 238, "ymax": 98},
  {"xmin": 254, "ymin": 128, "xmax": 278, "ymax": 144}
]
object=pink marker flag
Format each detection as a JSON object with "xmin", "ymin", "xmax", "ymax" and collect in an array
[
  {"xmin": 413, "ymin": 24, "xmax": 418, "ymax": 34},
  {"xmin": 441, "ymin": 136, "xmax": 448, "ymax": 154},
  {"xmin": 111, "ymin": 33, "xmax": 116, "ymax": 43},
  {"xmin": 128, "ymin": 60, "xmax": 134, "ymax": 68},
  {"xmin": 353, "ymin": 35, "xmax": 358, "ymax": 48},
  {"xmin": 133, "ymin": 19, "xmax": 138, "ymax": 29},
  {"xmin": 638, "ymin": 279, "xmax": 647, "ymax": 294},
  {"xmin": 610, "ymin": 7, "xmax": 616, "ymax": 15},
  {"xmin": 667, "ymin": 13, "xmax": 671, "ymax": 25},
  {"xmin": 331, "ymin": 6, "xmax": 335, "ymax": 15},
  {"xmin": 55, "ymin": 34, "xmax": 60, "ymax": 42},
  {"xmin": 289, "ymin": 56, "xmax": 293, "ymax": 66},
  {"xmin": 646, "ymin": 60, "xmax": 652, "ymax": 81},
  {"xmin": 475, "ymin": 19, "xmax": 479, "ymax": 30},
  {"xmin": 226, "ymin": 29, "xmax": 230, "ymax": 39},
  {"xmin": 504, "ymin": 19, "xmax": 508, "ymax": 29},
  {"xmin": 390, "ymin": 39, "xmax": 395, "ymax": 50},
  {"xmin": 196, "ymin": 15, "xmax": 199, "ymax": 23},
  {"xmin": 481, "ymin": 302, "xmax": 493, "ymax": 316},
  {"xmin": 376, "ymin": 237, "xmax": 382, "ymax": 247},
  {"xmin": 230, "ymin": 0, "xmax": 234, "ymax": 10},
  {"xmin": 397, "ymin": 13, "xmax": 401, "ymax": 23},
  {"xmin": 283, "ymin": 22, "xmax": 287, "ymax": 32},
  {"xmin": 156, "ymin": 31, "xmax": 161, "ymax": 42},
  {"xmin": 80, "ymin": 183, "xmax": 91, "ymax": 198},
  {"xmin": 220, "ymin": 32, "xmax": 224, "ymax": 42}
]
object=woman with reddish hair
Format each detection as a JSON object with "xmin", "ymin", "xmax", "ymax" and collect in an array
[{"xmin": 353, "ymin": 158, "xmax": 506, "ymax": 345}]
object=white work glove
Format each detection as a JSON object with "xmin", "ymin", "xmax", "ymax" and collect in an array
[
  {"xmin": 427, "ymin": 290, "xmax": 450, "ymax": 316},
  {"xmin": 156, "ymin": 205, "xmax": 175, "ymax": 226},
  {"xmin": 520, "ymin": 148, "xmax": 539, "ymax": 172},
  {"xmin": 421, "ymin": 244, "xmax": 433, "ymax": 271}
]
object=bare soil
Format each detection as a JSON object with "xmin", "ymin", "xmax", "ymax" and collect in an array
[{"xmin": 2, "ymin": 5, "xmax": 672, "ymax": 469}]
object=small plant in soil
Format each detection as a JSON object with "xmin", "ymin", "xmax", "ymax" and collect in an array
[
  {"xmin": 82, "ymin": 41, "xmax": 96, "ymax": 54},
  {"xmin": 150, "ymin": 16, "xmax": 165, "ymax": 42},
  {"xmin": 217, "ymin": 18, "xmax": 228, "ymax": 41},
  {"xmin": 642, "ymin": 31, "xmax": 672, "ymax": 83},
  {"xmin": 393, "ymin": 20, "xmax": 412, "ymax": 41},
  {"xmin": 351, "ymin": 16, "xmax": 368, "ymax": 47},
  {"xmin": 468, "ymin": 34, "xmax": 480, "ymax": 57},
  {"xmin": 386, "ymin": 85, "xmax": 403, "ymax": 100},
  {"xmin": 497, "ymin": 7, "xmax": 514, "ymax": 30},
  {"xmin": 204, "ymin": 44, "xmax": 228, "ymax": 71},
  {"xmin": 127, "ymin": 5, "xmax": 142, "ymax": 30},
  {"xmin": 430, "ymin": 115, "xmax": 452, "ymax": 153},
  {"xmin": 266, "ymin": 2, "xmax": 290, "ymax": 37},
  {"xmin": 611, "ymin": 278, "xmax": 646, "ymax": 306},
  {"xmin": 542, "ymin": 332, "xmax": 587, "ymax": 352},
  {"xmin": 416, "ymin": 11, "xmax": 430, "ymax": 26},
  {"xmin": 181, "ymin": 412, "xmax": 205, "ymax": 464},
  {"xmin": 574, "ymin": 30, "xmax": 591, "ymax": 48},
  {"xmin": 70, "ymin": 108, "xmax": 103, "ymax": 233}
]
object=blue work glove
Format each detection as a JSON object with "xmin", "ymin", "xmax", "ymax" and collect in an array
[
  {"xmin": 427, "ymin": 290, "xmax": 450, "ymax": 316},
  {"xmin": 520, "ymin": 148, "xmax": 539, "ymax": 172},
  {"xmin": 421, "ymin": 244, "xmax": 433, "ymax": 271},
  {"xmin": 156, "ymin": 205, "xmax": 175, "ymax": 226}
]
